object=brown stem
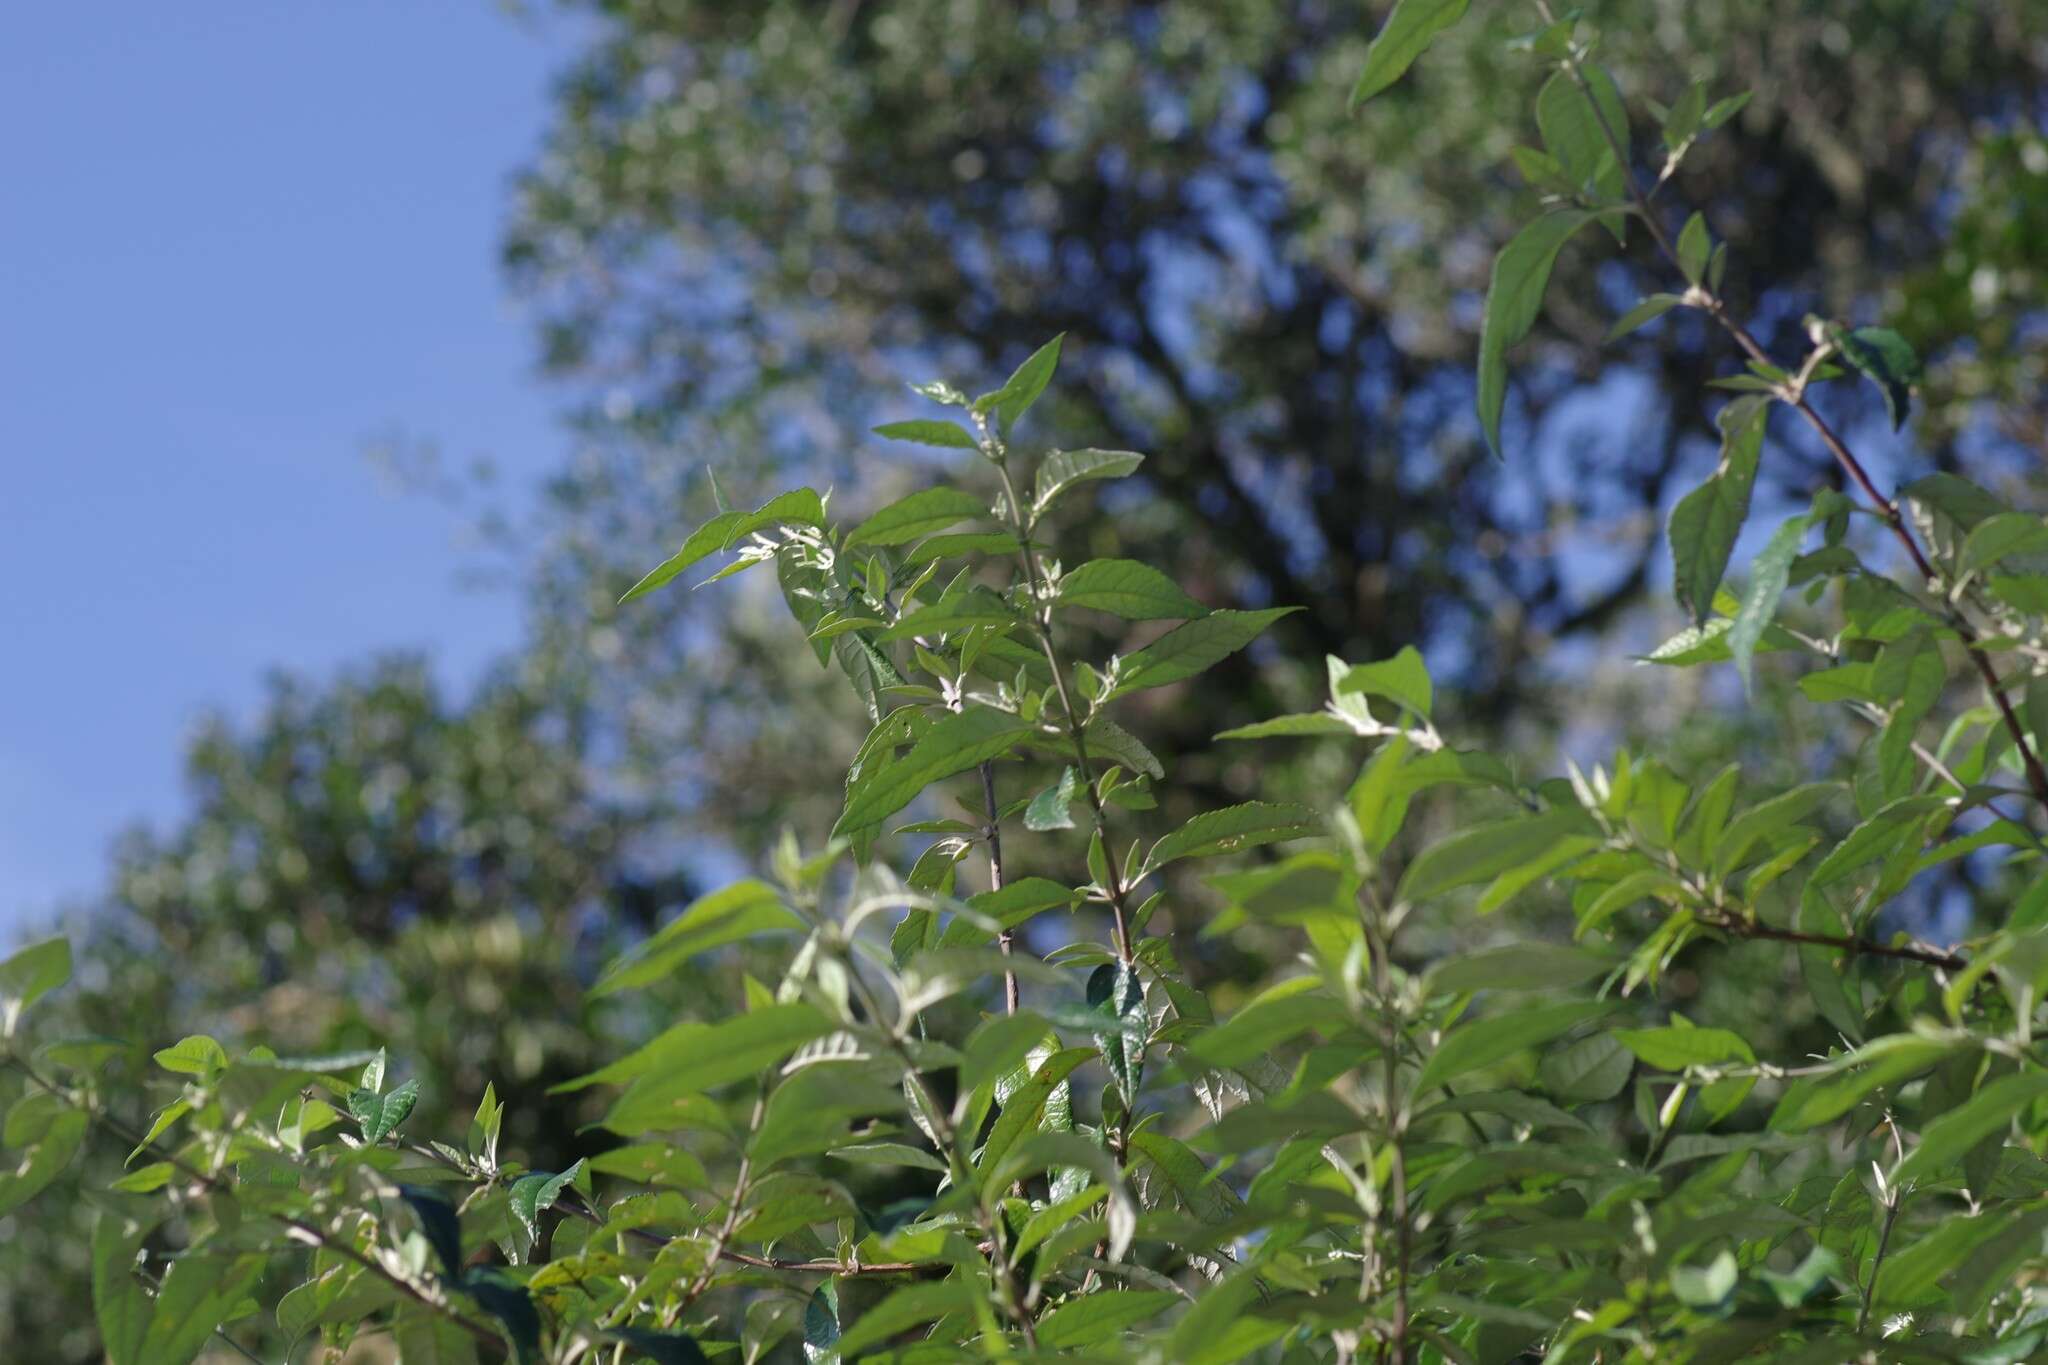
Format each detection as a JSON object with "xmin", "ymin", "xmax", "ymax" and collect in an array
[
  {"xmin": 990, "ymin": 452, "xmax": 1137, "ymax": 963},
  {"xmin": 1536, "ymin": 0, "xmax": 2048, "ymax": 810},
  {"xmin": 980, "ymin": 759, "xmax": 1020, "ymax": 1014},
  {"xmin": 3, "ymin": 1056, "xmax": 502, "ymax": 1350},
  {"xmin": 1703, "ymin": 916, "xmax": 1965, "ymax": 971}
]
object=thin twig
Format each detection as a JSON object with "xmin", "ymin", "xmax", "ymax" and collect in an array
[
  {"xmin": 1532, "ymin": 0, "xmax": 2048, "ymax": 810},
  {"xmin": 2, "ymin": 1054, "xmax": 502, "ymax": 1349},
  {"xmin": 980, "ymin": 759, "xmax": 1020, "ymax": 1014}
]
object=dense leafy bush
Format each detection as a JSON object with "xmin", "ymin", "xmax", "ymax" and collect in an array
[{"xmin": 6, "ymin": 6, "xmax": 2048, "ymax": 1362}]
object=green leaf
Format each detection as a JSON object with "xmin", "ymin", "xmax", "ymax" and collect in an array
[
  {"xmin": 1350, "ymin": 0, "xmax": 1471, "ymax": 107},
  {"xmin": 1146, "ymin": 801, "xmax": 1318, "ymax": 871},
  {"xmin": 1676, "ymin": 212, "xmax": 1711, "ymax": 283},
  {"xmin": 596, "ymin": 1005, "xmax": 834, "ymax": 1127},
  {"xmin": 1671, "ymin": 1250, "xmax": 1738, "ymax": 1309},
  {"xmin": 871, "ymin": 419, "xmax": 978, "ymax": 449},
  {"xmin": 1213, "ymin": 712, "xmax": 1358, "ymax": 740},
  {"xmin": 1607, "ymin": 293, "xmax": 1684, "ymax": 342},
  {"xmin": 978, "ymin": 1048, "xmax": 1094, "ymax": 1175},
  {"xmin": 901, "ymin": 530, "xmax": 1023, "ymax": 566},
  {"xmin": 960, "ymin": 1011, "xmax": 1056, "ymax": 1095},
  {"xmin": 1055, "ymin": 558, "xmax": 1207, "ymax": 620},
  {"xmin": 606, "ymin": 1327, "xmax": 711, "ymax": 1365},
  {"xmin": 1536, "ymin": 67, "xmax": 1628, "ymax": 203},
  {"xmin": 834, "ymin": 705, "xmax": 1033, "ymax": 836},
  {"xmin": 975, "ymin": 334, "xmax": 1063, "ymax": 431},
  {"xmin": 1613, "ymin": 1025, "xmax": 1753, "ymax": 1071},
  {"xmin": 1109, "ymin": 607, "xmax": 1300, "ymax": 697},
  {"xmin": 1416, "ymin": 1001, "xmax": 1617, "ymax": 1094},
  {"xmin": 830, "ymin": 1279, "xmax": 975, "ymax": 1357},
  {"xmin": 509, "ymin": 1159, "xmax": 587, "ymax": 1242},
  {"xmin": 399, "ymin": 1185, "xmax": 466, "ymax": 1280},
  {"xmin": 1541, "ymin": 1032, "xmax": 1634, "ymax": 1103},
  {"xmin": 463, "ymin": 1271, "xmax": 543, "ymax": 1365},
  {"xmin": 1670, "ymin": 397, "xmax": 1767, "ymax": 625},
  {"xmin": 1894, "ymin": 1072, "xmax": 2048, "ymax": 1185},
  {"xmin": 621, "ymin": 489, "xmax": 824, "ymax": 603},
  {"xmin": 1958, "ymin": 512, "xmax": 2048, "ymax": 581},
  {"xmin": 878, "ymin": 586, "xmax": 1017, "ymax": 640},
  {"xmin": 0, "ymin": 937, "xmax": 70, "ymax": 1036},
  {"xmin": 94, "ymin": 1214, "xmax": 156, "ymax": 1365},
  {"xmin": 1425, "ymin": 943, "xmax": 1616, "ymax": 995},
  {"xmin": 0, "ymin": 1108, "xmax": 85, "ymax": 1217},
  {"xmin": 803, "ymin": 1281, "xmax": 840, "ymax": 1364},
  {"xmin": 591, "ymin": 880, "xmax": 802, "ymax": 998},
  {"xmin": 1186, "ymin": 979, "xmax": 1334, "ymax": 1070},
  {"xmin": 1770, "ymin": 1036, "xmax": 1954, "ymax": 1132},
  {"xmin": 1335, "ymin": 645, "xmax": 1432, "ymax": 718},
  {"xmin": 1024, "ymin": 766, "xmax": 1080, "ymax": 832},
  {"xmin": 1032, "ymin": 448, "xmax": 1144, "ymax": 517},
  {"xmin": 138, "ymin": 1251, "xmax": 267, "ymax": 1365},
  {"xmin": 1477, "ymin": 211, "xmax": 1594, "ymax": 456},
  {"xmin": 1088, "ymin": 962, "xmax": 1147, "ymax": 1109},
  {"xmin": 1729, "ymin": 511, "xmax": 1814, "ymax": 693},
  {"xmin": 1832, "ymin": 325, "xmax": 1922, "ymax": 430},
  {"xmin": 1398, "ymin": 807, "xmax": 1597, "ymax": 903},
  {"xmin": 1037, "ymin": 1289, "xmax": 1176, "ymax": 1349},
  {"xmin": 348, "ymin": 1078, "xmax": 420, "ymax": 1145},
  {"xmin": 152, "ymin": 1035, "xmax": 228, "ymax": 1079},
  {"xmin": 845, "ymin": 487, "xmax": 989, "ymax": 548}
]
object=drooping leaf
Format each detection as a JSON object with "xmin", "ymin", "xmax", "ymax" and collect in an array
[
  {"xmin": 1089, "ymin": 962, "xmax": 1147, "ymax": 1109},
  {"xmin": 1350, "ymin": 0, "xmax": 1471, "ymax": 107},
  {"xmin": 1669, "ymin": 396, "xmax": 1767, "ymax": 625},
  {"xmin": 596, "ymin": 1005, "xmax": 834, "ymax": 1129},
  {"xmin": 1728, "ymin": 511, "xmax": 1815, "ymax": 694},
  {"xmin": 399, "ymin": 1185, "xmax": 467, "ymax": 1281},
  {"xmin": 1024, "ymin": 766, "xmax": 1081, "ymax": 832},
  {"xmin": 0, "ymin": 937, "xmax": 71, "ymax": 1036},
  {"xmin": 0, "ymin": 1108, "xmax": 85, "ymax": 1217},
  {"xmin": 1832, "ymin": 324, "xmax": 1922, "ymax": 430},
  {"xmin": 1477, "ymin": 211, "xmax": 1594, "ymax": 456}
]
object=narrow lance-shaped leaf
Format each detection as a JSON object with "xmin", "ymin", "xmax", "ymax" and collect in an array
[
  {"xmin": 1728, "ymin": 510, "xmax": 1816, "ymax": 695},
  {"xmin": 1477, "ymin": 212, "xmax": 1593, "ymax": 456},
  {"xmin": 845, "ymin": 487, "xmax": 990, "ymax": 548},
  {"xmin": 1669, "ymin": 396, "xmax": 1767, "ymax": 625},
  {"xmin": 1089, "ymin": 962, "xmax": 1147, "ymax": 1109},
  {"xmin": 871, "ymin": 419, "xmax": 978, "ymax": 449},
  {"xmin": 1350, "ymin": 0, "xmax": 1471, "ymax": 107},
  {"xmin": 1109, "ymin": 607, "xmax": 1300, "ymax": 697},
  {"xmin": 976, "ymin": 333, "xmax": 1063, "ymax": 431},
  {"xmin": 0, "ymin": 937, "xmax": 71, "ymax": 1036},
  {"xmin": 621, "ymin": 488, "xmax": 824, "ymax": 603}
]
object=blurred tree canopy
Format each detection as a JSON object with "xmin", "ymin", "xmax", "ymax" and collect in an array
[
  {"xmin": 505, "ymin": 0, "xmax": 2048, "ymax": 850},
  {"xmin": 8, "ymin": 2, "xmax": 2047, "ymax": 1356}
]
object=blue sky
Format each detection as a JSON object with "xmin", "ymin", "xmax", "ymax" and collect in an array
[{"xmin": 0, "ymin": 4, "xmax": 574, "ymax": 928}]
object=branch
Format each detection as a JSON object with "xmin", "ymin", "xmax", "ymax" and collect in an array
[
  {"xmin": 1534, "ymin": 0, "xmax": 2048, "ymax": 811},
  {"xmin": 1, "ymin": 1055, "xmax": 503, "ymax": 1351},
  {"xmin": 1700, "ymin": 916, "xmax": 1965, "ymax": 971}
]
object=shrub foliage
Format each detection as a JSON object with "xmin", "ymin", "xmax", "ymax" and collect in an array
[{"xmin": 6, "ymin": 7, "xmax": 2048, "ymax": 1362}]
